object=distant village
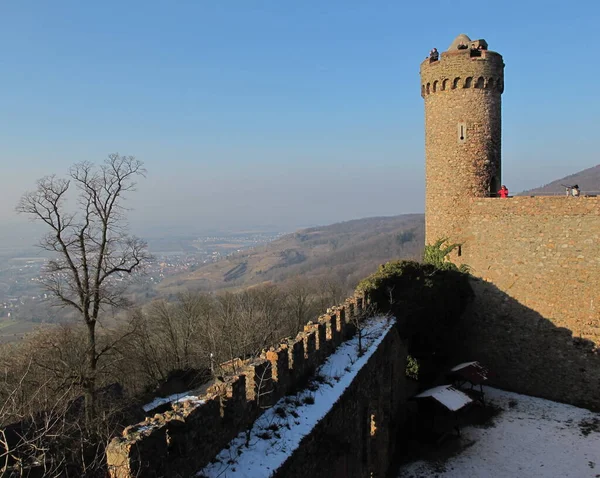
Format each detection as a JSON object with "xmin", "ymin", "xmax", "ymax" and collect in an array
[{"xmin": 0, "ymin": 231, "xmax": 285, "ymax": 321}]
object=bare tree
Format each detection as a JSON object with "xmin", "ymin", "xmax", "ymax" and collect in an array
[
  {"xmin": 123, "ymin": 292, "xmax": 214, "ymax": 388},
  {"xmin": 283, "ymin": 277, "xmax": 318, "ymax": 334},
  {"xmin": 0, "ymin": 327, "xmax": 124, "ymax": 478},
  {"xmin": 350, "ymin": 302, "xmax": 381, "ymax": 357},
  {"xmin": 0, "ymin": 359, "xmax": 73, "ymax": 478},
  {"xmin": 314, "ymin": 276, "xmax": 347, "ymax": 311},
  {"xmin": 16, "ymin": 154, "xmax": 149, "ymax": 421}
]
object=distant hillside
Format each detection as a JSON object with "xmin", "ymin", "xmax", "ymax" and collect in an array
[
  {"xmin": 519, "ymin": 164, "xmax": 600, "ymax": 195},
  {"xmin": 158, "ymin": 214, "xmax": 425, "ymax": 295}
]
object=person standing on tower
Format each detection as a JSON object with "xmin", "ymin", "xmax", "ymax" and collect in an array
[{"xmin": 498, "ymin": 185, "xmax": 509, "ymax": 198}]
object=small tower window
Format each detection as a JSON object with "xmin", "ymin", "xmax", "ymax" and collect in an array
[
  {"xmin": 458, "ymin": 122, "xmax": 467, "ymax": 143},
  {"xmin": 487, "ymin": 78, "xmax": 495, "ymax": 89},
  {"xmin": 452, "ymin": 77, "xmax": 460, "ymax": 89},
  {"xmin": 464, "ymin": 77, "xmax": 473, "ymax": 88},
  {"xmin": 442, "ymin": 79, "xmax": 448, "ymax": 91},
  {"xmin": 475, "ymin": 77, "xmax": 485, "ymax": 88},
  {"xmin": 433, "ymin": 80, "xmax": 438, "ymax": 92},
  {"xmin": 426, "ymin": 83, "xmax": 430, "ymax": 94}
]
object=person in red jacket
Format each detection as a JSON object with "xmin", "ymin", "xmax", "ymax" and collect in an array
[{"xmin": 498, "ymin": 185, "xmax": 509, "ymax": 198}]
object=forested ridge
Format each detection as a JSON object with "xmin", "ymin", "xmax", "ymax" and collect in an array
[{"xmin": 159, "ymin": 214, "xmax": 425, "ymax": 295}]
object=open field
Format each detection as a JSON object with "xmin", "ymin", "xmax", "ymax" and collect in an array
[{"xmin": 0, "ymin": 319, "xmax": 39, "ymax": 343}]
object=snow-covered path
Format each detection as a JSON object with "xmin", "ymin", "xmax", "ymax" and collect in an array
[
  {"xmin": 198, "ymin": 317, "xmax": 396, "ymax": 478},
  {"xmin": 399, "ymin": 387, "xmax": 600, "ymax": 478}
]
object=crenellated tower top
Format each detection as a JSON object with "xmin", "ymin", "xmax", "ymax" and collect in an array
[{"xmin": 421, "ymin": 34, "xmax": 504, "ymax": 97}]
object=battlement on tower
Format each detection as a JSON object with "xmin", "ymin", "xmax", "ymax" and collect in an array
[
  {"xmin": 421, "ymin": 33, "xmax": 505, "ymax": 245},
  {"xmin": 420, "ymin": 36, "xmax": 504, "ymax": 98},
  {"xmin": 421, "ymin": 72, "xmax": 503, "ymax": 97}
]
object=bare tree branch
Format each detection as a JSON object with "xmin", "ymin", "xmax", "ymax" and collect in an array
[{"xmin": 16, "ymin": 154, "xmax": 148, "ymax": 422}]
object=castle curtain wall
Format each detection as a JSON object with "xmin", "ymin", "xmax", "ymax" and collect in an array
[
  {"xmin": 457, "ymin": 196, "xmax": 600, "ymax": 409},
  {"xmin": 464, "ymin": 196, "xmax": 600, "ymax": 340},
  {"xmin": 420, "ymin": 35, "xmax": 600, "ymax": 410}
]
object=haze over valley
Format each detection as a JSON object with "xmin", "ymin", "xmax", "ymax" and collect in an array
[
  {"xmin": 2, "ymin": 162, "xmax": 598, "ymax": 342},
  {"xmin": 2, "ymin": 4, "xmax": 600, "ymax": 477}
]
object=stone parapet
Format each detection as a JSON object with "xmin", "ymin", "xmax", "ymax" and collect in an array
[
  {"xmin": 106, "ymin": 293, "xmax": 369, "ymax": 478},
  {"xmin": 463, "ymin": 195, "xmax": 600, "ymax": 343},
  {"xmin": 270, "ymin": 321, "xmax": 406, "ymax": 478}
]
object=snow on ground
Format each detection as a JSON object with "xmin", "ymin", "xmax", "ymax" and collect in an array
[
  {"xmin": 399, "ymin": 387, "xmax": 600, "ymax": 478},
  {"xmin": 197, "ymin": 316, "xmax": 396, "ymax": 478},
  {"xmin": 142, "ymin": 392, "xmax": 201, "ymax": 413}
]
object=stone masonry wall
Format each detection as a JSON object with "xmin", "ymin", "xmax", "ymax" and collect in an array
[
  {"xmin": 272, "ymin": 325, "xmax": 406, "ymax": 478},
  {"xmin": 464, "ymin": 196, "xmax": 600, "ymax": 341},
  {"xmin": 456, "ymin": 195, "xmax": 600, "ymax": 409},
  {"xmin": 421, "ymin": 48, "xmax": 504, "ymax": 246},
  {"xmin": 107, "ymin": 294, "xmax": 408, "ymax": 477},
  {"xmin": 421, "ymin": 35, "xmax": 600, "ymax": 410}
]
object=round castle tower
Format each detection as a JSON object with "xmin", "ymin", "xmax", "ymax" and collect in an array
[{"xmin": 421, "ymin": 34, "xmax": 505, "ymax": 246}]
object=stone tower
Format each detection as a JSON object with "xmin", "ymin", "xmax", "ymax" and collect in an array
[{"xmin": 421, "ymin": 34, "xmax": 505, "ymax": 246}]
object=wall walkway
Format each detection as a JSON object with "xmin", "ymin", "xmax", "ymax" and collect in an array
[{"xmin": 107, "ymin": 295, "xmax": 407, "ymax": 477}]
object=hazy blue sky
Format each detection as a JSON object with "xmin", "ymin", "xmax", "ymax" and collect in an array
[{"xmin": 1, "ymin": 1, "xmax": 599, "ymax": 238}]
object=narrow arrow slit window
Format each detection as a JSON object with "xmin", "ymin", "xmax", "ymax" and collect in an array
[{"xmin": 458, "ymin": 122, "xmax": 467, "ymax": 144}]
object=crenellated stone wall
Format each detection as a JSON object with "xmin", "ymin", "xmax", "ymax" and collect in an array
[
  {"xmin": 107, "ymin": 294, "xmax": 406, "ymax": 477},
  {"xmin": 271, "ymin": 323, "xmax": 406, "ymax": 478}
]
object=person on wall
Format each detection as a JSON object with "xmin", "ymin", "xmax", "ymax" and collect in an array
[
  {"xmin": 498, "ymin": 185, "xmax": 509, "ymax": 198},
  {"xmin": 572, "ymin": 185, "xmax": 581, "ymax": 197}
]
